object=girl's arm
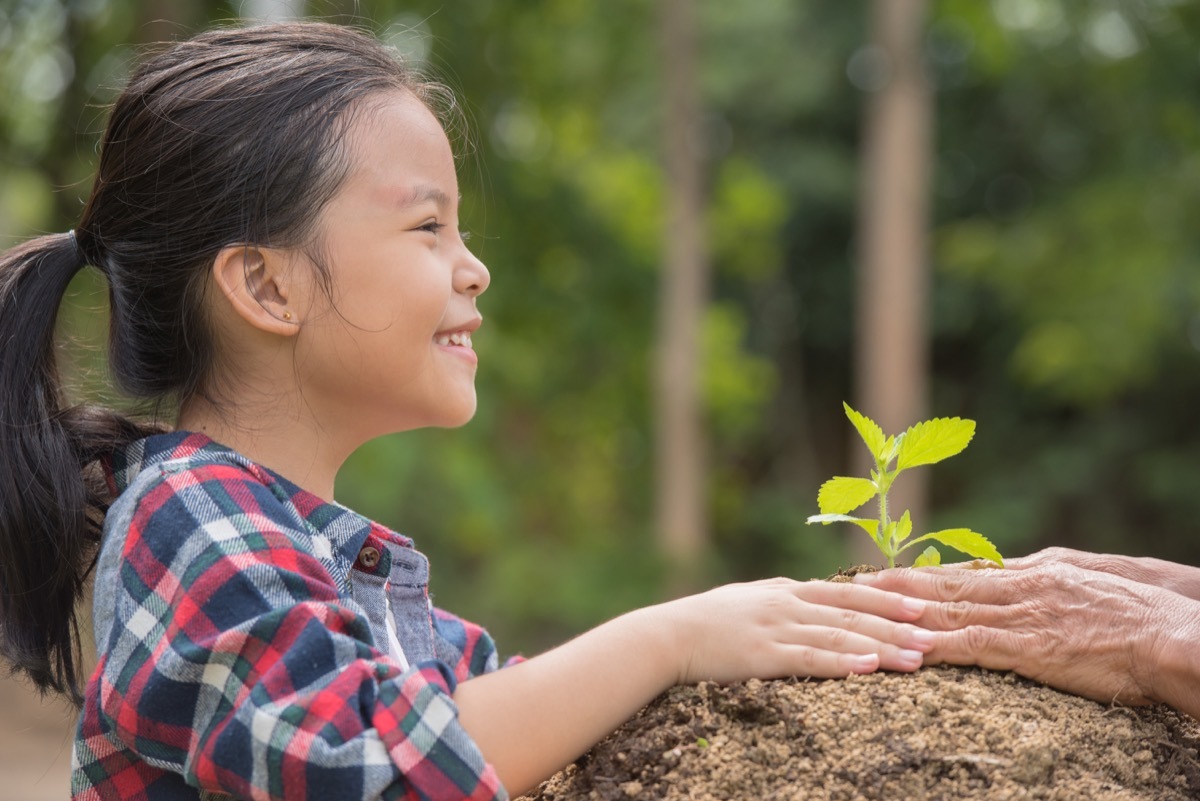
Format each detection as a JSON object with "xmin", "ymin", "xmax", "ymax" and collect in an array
[{"xmin": 456, "ymin": 578, "xmax": 933, "ymax": 795}]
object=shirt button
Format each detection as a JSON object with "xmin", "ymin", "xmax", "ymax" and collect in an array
[{"xmin": 358, "ymin": 546, "xmax": 381, "ymax": 568}]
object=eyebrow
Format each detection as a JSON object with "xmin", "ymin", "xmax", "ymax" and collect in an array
[{"xmin": 395, "ymin": 185, "xmax": 460, "ymax": 210}]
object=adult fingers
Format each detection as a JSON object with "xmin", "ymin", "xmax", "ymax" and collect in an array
[
  {"xmin": 852, "ymin": 566, "xmax": 1025, "ymax": 606},
  {"xmin": 922, "ymin": 625, "xmax": 1030, "ymax": 672},
  {"xmin": 914, "ymin": 598, "xmax": 1031, "ymax": 632},
  {"xmin": 1002, "ymin": 546, "xmax": 1087, "ymax": 571},
  {"xmin": 924, "ymin": 626, "xmax": 1146, "ymax": 706}
]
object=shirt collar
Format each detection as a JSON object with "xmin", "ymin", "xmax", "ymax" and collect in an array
[{"xmin": 103, "ymin": 431, "xmax": 412, "ymax": 573}]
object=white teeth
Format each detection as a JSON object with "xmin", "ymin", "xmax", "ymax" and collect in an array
[{"xmin": 436, "ymin": 331, "xmax": 472, "ymax": 348}]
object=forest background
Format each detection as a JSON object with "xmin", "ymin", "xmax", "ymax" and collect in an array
[{"xmin": 3, "ymin": 1, "xmax": 1200, "ymax": 797}]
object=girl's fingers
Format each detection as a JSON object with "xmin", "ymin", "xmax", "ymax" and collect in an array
[
  {"xmin": 790, "ymin": 578, "xmax": 930, "ymax": 622},
  {"xmin": 772, "ymin": 633, "xmax": 921, "ymax": 681},
  {"xmin": 772, "ymin": 618, "xmax": 931, "ymax": 671},
  {"xmin": 775, "ymin": 645, "xmax": 881, "ymax": 679},
  {"xmin": 791, "ymin": 600, "xmax": 935, "ymax": 653}
]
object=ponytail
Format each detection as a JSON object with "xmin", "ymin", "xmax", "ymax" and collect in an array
[{"xmin": 0, "ymin": 232, "xmax": 156, "ymax": 703}]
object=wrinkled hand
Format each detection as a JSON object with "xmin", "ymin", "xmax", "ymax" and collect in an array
[
  {"xmin": 661, "ymin": 577, "xmax": 935, "ymax": 685},
  {"xmin": 994, "ymin": 546, "xmax": 1200, "ymax": 602},
  {"xmin": 856, "ymin": 563, "xmax": 1189, "ymax": 707}
]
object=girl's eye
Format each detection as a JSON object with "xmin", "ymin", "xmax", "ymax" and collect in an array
[{"xmin": 418, "ymin": 221, "xmax": 445, "ymax": 234}]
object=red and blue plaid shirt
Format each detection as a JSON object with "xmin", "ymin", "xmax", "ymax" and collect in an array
[{"xmin": 72, "ymin": 432, "xmax": 509, "ymax": 800}]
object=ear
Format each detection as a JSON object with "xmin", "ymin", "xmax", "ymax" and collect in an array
[{"xmin": 209, "ymin": 244, "xmax": 300, "ymax": 336}]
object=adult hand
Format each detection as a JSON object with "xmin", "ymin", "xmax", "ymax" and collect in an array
[
  {"xmin": 660, "ymin": 577, "xmax": 935, "ymax": 685},
  {"xmin": 996, "ymin": 546, "xmax": 1200, "ymax": 602},
  {"xmin": 854, "ymin": 563, "xmax": 1200, "ymax": 717}
]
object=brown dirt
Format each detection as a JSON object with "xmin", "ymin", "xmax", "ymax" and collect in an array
[{"xmin": 521, "ymin": 666, "xmax": 1200, "ymax": 801}]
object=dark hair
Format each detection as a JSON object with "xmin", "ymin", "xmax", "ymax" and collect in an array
[{"xmin": 0, "ymin": 22, "xmax": 451, "ymax": 703}]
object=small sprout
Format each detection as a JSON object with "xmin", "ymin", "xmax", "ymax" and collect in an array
[
  {"xmin": 696, "ymin": 737, "xmax": 709, "ymax": 749},
  {"xmin": 806, "ymin": 403, "xmax": 1003, "ymax": 569}
]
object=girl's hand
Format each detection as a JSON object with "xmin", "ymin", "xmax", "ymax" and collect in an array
[
  {"xmin": 658, "ymin": 577, "xmax": 935, "ymax": 685},
  {"xmin": 998, "ymin": 546, "xmax": 1200, "ymax": 602},
  {"xmin": 853, "ymin": 563, "xmax": 1200, "ymax": 712},
  {"xmin": 458, "ymin": 577, "xmax": 935, "ymax": 793}
]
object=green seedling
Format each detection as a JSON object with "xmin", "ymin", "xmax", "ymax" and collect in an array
[{"xmin": 806, "ymin": 403, "xmax": 1003, "ymax": 569}]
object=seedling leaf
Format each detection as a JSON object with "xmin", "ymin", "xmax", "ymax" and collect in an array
[
  {"xmin": 806, "ymin": 513, "xmax": 879, "ymax": 541},
  {"xmin": 902, "ymin": 528, "xmax": 1003, "ymax": 566},
  {"xmin": 843, "ymin": 403, "xmax": 886, "ymax": 461},
  {"xmin": 896, "ymin": 417, "xmax": 975, "ymax": 470},
  {"xmin": 809, "ymin": 405, "xmax": 1000, "ymax": 571},
  {"xmin": 817, "ymin": 477, "xmax": 878, "ymax": 515},
  {"xmin": 881, "ymin": 433, "xmax": 904, "ymax": 466},
  {"xmin": 912, "ymin": 545, "xmax": 941, "ymax": 568}
]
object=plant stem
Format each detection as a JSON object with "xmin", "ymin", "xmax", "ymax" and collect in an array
[{"xmin": 877, "ymin": 471, "xmax": 894, "ymax": 569}]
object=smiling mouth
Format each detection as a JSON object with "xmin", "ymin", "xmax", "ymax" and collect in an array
[{"xmin": 434, "ymin": 331, "xmax": 473, "ymax": 348}]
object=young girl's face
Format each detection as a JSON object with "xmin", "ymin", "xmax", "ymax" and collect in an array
[{"xmin": 294, "ymin": 90, "xmax": 490, "ymax": 441}]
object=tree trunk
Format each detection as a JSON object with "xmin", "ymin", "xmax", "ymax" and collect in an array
[
  {"xmin": 657, "ymin": 0, "xmax": 708, "ymax": 592},
  {"xmin": 853, "ymin": 0, "xmax": 933, "ymax": 565}
]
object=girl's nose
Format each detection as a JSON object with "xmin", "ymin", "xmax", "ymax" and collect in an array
[{"xmin": 456, "ymin": 243, "xmax": 490, "ymax": 297}]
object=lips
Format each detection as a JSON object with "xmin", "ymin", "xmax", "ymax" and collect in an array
[{"xmin": 434, "ymin": 316, "xmax": 481, "ymax": 350}]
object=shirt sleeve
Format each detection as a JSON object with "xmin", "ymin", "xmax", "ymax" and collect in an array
[
  {"xmin": 431, "ymin": 607, "xmax": 526, "ymax": 681},
  {"xmin": 89, "ymin": 462, "xmax": 507, "ymax": 801}
]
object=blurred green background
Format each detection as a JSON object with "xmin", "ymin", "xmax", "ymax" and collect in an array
[{"xmin": 4, "ymin": 0, "xmax": 1200, "ymax": 670}]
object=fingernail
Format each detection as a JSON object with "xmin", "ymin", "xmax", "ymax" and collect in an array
[
  {"xmin": 898, "ymin": 649, "xmax": 924, "ymax": 666},
  {"xmin": 910, "ymin": 628, "xmax": 936, "ymax": 649},
  {"xmin": 852, "ymin": 572, "xmax": 879, "ymax": 584},
  {"xmin": 901, "ymin": 597, "xmax": 926, "ymax": 615}
]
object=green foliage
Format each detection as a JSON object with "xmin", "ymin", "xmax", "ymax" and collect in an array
[
  {"xmin": 807, "ymin": 405, "xmax": 1002, "ymax": 569},
  {"xmin": 11, "ymin": 0, "xmax": 1200, "ymax": 657}
]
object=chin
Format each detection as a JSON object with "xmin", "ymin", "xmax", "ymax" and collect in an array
[{"xmin": 434, "ymin": 395, "xmax": 479, "ymax": 429}]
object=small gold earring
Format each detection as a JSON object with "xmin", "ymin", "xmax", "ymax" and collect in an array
[{"xmin": 282, "ymin": 311, "xmax": 293, "ymax": 321}]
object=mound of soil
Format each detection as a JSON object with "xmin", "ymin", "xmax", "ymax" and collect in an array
[{"xmin": 521, "ymin": 666, "xmax": 1200, "ymax": 800}]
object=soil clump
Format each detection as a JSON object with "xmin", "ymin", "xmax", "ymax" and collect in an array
[{"xmin": 521, "ymin": 666, "xmax": 1200, "ymax": 800}]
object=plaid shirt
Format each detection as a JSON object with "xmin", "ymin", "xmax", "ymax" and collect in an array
[{"xmin": 72, "ymin": 432, "xmax": 508, "ymax": 801}]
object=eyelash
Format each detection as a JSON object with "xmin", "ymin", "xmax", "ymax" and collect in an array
[{"xmin": 418, "ymin": 222, "xmax": 472, "ymax": 243}]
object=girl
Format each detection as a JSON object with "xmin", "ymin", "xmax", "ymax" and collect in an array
[{"xmin": 0, "ymin": 22, "xmax": 935, "ymax": 801}]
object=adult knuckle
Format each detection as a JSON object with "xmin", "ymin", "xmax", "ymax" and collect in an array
[
  {"xmin": 937, "ymin": 576, "xmax": 971, "ymax": 602},
  {"xmin": 1042, "ymin": 546, "xmax": 1071, "ymax": 561},
  {"xmin": 1047, "ymin": 567, "xmax": 1081, "ymax": 593},
  {"xmin": 1089, "ymin": 555, "xmax": 1126, "ymax": 576},
  {"xmin": 963, "ymin": 624, "xmax": 998, "ymax": 653},
  {"xmin": 941, "ymin": 600, "xmax": 974, "ymax": 628}
]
